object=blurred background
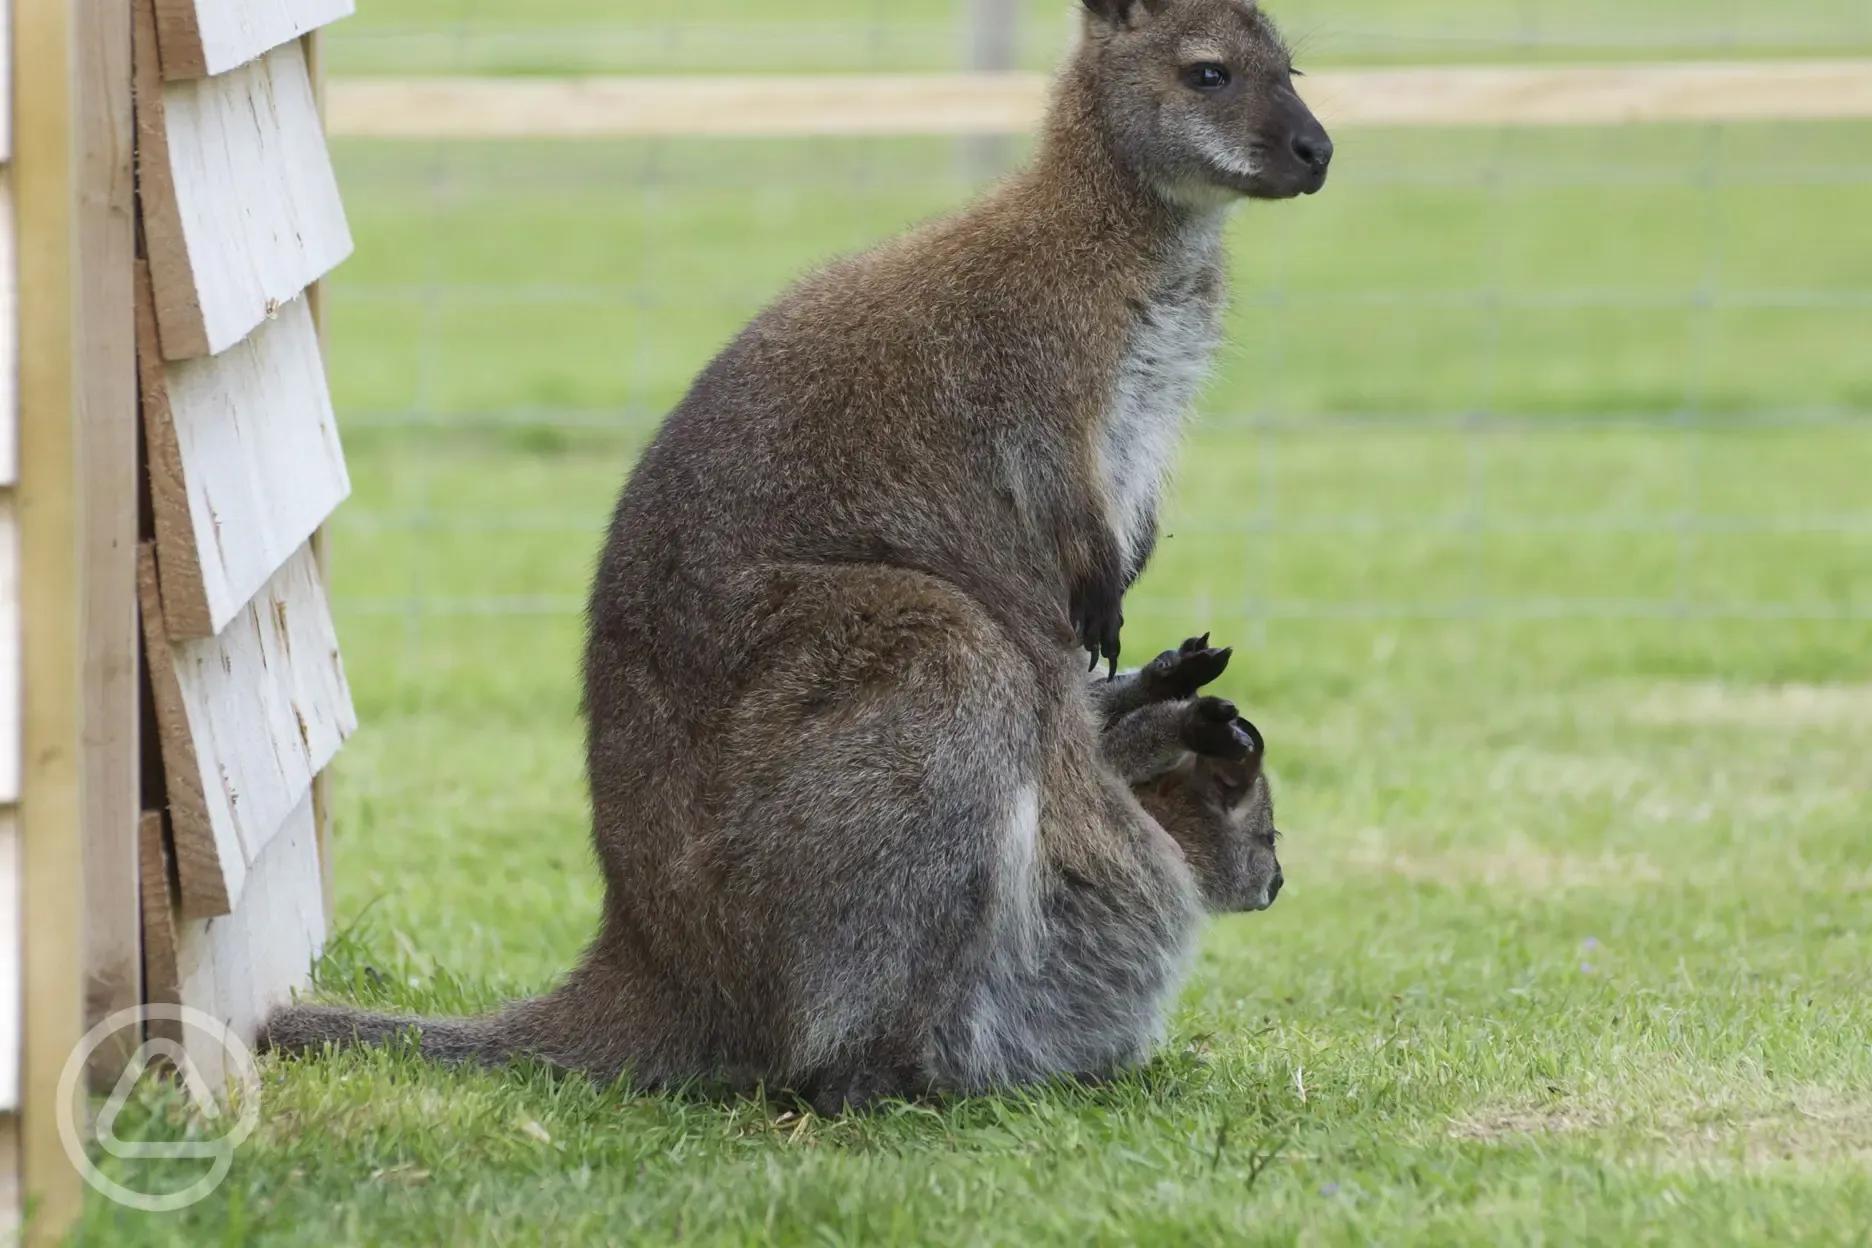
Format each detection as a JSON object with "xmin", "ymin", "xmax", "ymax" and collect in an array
[{"xmin": 313, "ymin": 2, "xmax": 1872, "ymax": 992}]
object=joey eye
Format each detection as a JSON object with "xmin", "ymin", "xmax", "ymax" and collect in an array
[
  {"xmin": 1291, "ymin": 66, "xmax": 1306, "ymax": 77},
  {"xmin": 1182, "ymin": 63, "xmax": 1231, "ymax": 92}
]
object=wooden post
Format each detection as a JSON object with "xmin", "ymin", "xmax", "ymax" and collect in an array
[
  {"xmin": 962, "ymin": 0, "xmax": 1020, "ymax": 181},
  {"xmin": 14, "ymin": 0, "xmax": 90, "ymax": 1234},
  {"xmin": 77, "ymin": 0, "xmax": 143, "ymax": 1088}
]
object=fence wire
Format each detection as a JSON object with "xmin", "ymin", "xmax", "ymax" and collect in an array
[{"xmin": 320, "ymin": 3, "xmax": 1872, "ymax": 734}]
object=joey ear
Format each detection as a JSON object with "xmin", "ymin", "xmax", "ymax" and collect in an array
[{"xmin": 1196, "ymin": 719, "xmax": 1264, "ymax": 803}]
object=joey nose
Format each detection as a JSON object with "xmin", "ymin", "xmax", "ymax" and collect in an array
[{"xmin": 1268, "ymin": 870, "xmax": 1285, "ymax": 902}]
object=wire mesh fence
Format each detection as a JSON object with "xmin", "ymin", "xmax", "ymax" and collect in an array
[
  {"xmin": 317, "ymin": 3, "xmax": 1872, "ymax": 811},
  {"xmin": 324, "ymin": 1, "xmax": 1872, "ymax": 75}
]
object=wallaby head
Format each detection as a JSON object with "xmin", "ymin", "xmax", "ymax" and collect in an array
[{"xmin": 1075, "ymin": 0, "xmax": 1331, "ymax": 207}]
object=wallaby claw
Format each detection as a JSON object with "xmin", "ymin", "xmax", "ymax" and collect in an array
[{"xmin": 1071, "ymin": 584, "xmax": 1124, "ymax": 679}]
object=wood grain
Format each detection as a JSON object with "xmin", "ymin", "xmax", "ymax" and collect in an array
[
  {"xmin": 0, "ymin": 1110, "xmax": 16, "ymax": 1242},
  {"xmin": 139, "ymin": 541, "xmax": 355, "ymax": 919},
  {"xmin": 138, "ymin": 268, "xmax": 350, "ymax": 639},
  {"xmin": 138, "ymin": 812, "xmax": 181, "ymax": 1042},
  {"xmin": 135, "ymin": 1, "xmax": 352, "ymax": 360},
  {"xmin": 137, "ymin": 542, "xmax": 226, "ymax": 915},
  {"xmin": 172, "ymin": 794, "xmax": 324, "ymax": 1088},
  {"xmin": 0, "ymin": 0, "xmax": 10, "ymax": 164},
  {"xmin": 153, "ymin": 0, "xmax": 354, "ymax": 80},
  {"xmin": 0, "ymin": 500, "xmax": 15, "ymax": 807},
  {"xmin": 0, "ymin": 173, "xmax": 15, "ymax": 488},
  {"xmin": 0, "ymin": 513, "xmax": 13, "ymax": 1127},
  {"xmin": 14, "ymin": 0, "xmax": 88, "ymax": 1225},
  {"xmin": 325, "ymin": 61, "xmax": 1872, "ymax": 139},
  {"xmin": 0, "ymin": 812, "xmax": 17, "ymax": 1113},
  {"xmin": 79, "ymin": 0, "xmax": 143, "ymax": 1086},
  {"xmin": 304, "ymin": 27, "xmax": 338, "ymax": 937}
]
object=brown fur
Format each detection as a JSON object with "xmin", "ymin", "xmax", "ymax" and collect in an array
[{"xmin": 262, "ymin": 1, "xmax": 1324, "ymax": 1113}]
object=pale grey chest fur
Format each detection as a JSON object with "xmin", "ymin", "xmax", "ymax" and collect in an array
[{"xmin": 1099, "ymin": 222, "xmax": 1227, "ymax": 573}]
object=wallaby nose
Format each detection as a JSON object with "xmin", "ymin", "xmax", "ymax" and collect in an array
[
  {"xmin": 1268, "ymin": 870, "xmax": 1285, "ymax": 902},
  {"xmin": 1291, "ymin": 130, "xmax": 1333, "ymax": 174}
]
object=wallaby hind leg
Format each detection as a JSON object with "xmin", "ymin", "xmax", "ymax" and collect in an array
[
  {"xmin": 701, "ymin": 564, "xmax": 1046, "ymax": 1101},
  {"xmin": 930, "ymin": 742, "xmax": 1204, "ymax": 1090}
]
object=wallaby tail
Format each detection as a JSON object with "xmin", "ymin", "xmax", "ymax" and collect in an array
[
  {"xmin": 257, "ymin": 961, "xmax": 678, "ymax": 1084},
  {"xmin": 257, "ymin": 1001, "xmax": 537, "ymax": 1068}
]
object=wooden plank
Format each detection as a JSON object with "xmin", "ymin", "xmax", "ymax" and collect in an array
[
  {"xmin": 0, "ymin": 173, "xmax": 15, "ymax": 488},
  {"xmin": 139, "ymin": 541, "xmax": 355, "ymax": 919},
  {"xmin": 0, "ymin": 813, "xmax": 17, "ymax": 1113},
  {"xmin": 136, "ymin": 542, "xmax": 226, "ymax": 915},
  {"xmin": 13, "ymin": 0, "xmax": 88, "ymax": 1229},
  {"xmin": 303, "ymin": 28, "xmax": 337, "ymax": 936},
  {"xmin": 78, "ymin": 0, "xmax": 142, "ymax": 1087},
  {"xmin": 0, "ymin": 500, "xmax": 15, "ymax": 807},
  {"xmin": 138, "ymin": 268, "xmax": 349, "ymax": 639},
  {"xmin": 135, "ymin": 0, "xmax": 352, "ymax": 360},
  {"xmin": 173, "ymin": 794, "xmax": 324, "ymax": 1090},
  {"xmin": 0, "ymin": 1112, "xmax": 16, "ymax": 1243},
  {"xmin": 153, "ymin": 0, "xmax": 354, "ymax": 81},
  {"xmin": 324, "ymin": 61, "xmax": 1872, "ymax": 139},
  {"xmin": 0, "ymin": 529, "xmax": 13, "ymax": 1118},
  {"xmin": 0, "ymin": 0, "xmax": 11, "ymax": 165},
  {"xmin": 137, "ymin": 811, "xmax": 181, "ymax": 1047}
]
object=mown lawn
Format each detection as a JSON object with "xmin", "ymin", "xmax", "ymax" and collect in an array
[{"xmin": 69, "ymin": 45, "xmax": 1872, "ymax": 1248}]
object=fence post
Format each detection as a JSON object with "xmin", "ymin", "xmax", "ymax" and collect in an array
[{"xmin": 963, "ymin": 0, "xmax": 1019, "ymax": 181}]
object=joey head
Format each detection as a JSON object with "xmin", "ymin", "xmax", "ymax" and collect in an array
[
  {"xmin": 263, "ymin": 1, "xmax": 1325, "ymax": 1112},
  {"xmin": 1094, "ymin": 636, "xmax": 1285, "ymax": 913}
]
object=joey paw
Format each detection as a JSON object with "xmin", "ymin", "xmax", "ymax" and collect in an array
[
  {"xmin": 1181, "ymin": 697, "xmax": 1256, "ymax": 761},
  {"xmin": 1142, "ymin": 635, "xmax": 1232, "ymax": 700}
]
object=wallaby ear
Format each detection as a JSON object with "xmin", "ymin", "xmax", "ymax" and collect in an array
[{"xmin": 1081, "ymin": 0, "xmax": 1168, "ymax": 27}]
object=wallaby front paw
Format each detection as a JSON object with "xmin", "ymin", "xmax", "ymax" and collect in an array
[
  {"xmin": 1142, "ymin": 634, "xmax": 1232, "ymax": 700},
  {"xmin": 1180, "ymin": 696, "xmax": 1256, "ymax": 760},
  {"xmin": 1071, "ymin": 578, "xmax": 1125, "ymax": 679}
]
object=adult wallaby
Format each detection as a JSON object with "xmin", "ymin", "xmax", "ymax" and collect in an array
[{"xmin": 263, "ymin": 0, "xmax": 1326, "ymax": 1111}]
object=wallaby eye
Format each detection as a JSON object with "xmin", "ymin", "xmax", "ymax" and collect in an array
[
  {"xmin": 1182, "ymin": 63, "xmax": 1232, "ymax": 92},
  {"xmin": 1291, "ymin": 66, "xmax": 1306, "ymax": 78}
]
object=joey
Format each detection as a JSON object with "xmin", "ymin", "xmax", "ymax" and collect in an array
[{"xmin": 1095, "ymin": 639, "xmax": 1284, "ymax": 914}]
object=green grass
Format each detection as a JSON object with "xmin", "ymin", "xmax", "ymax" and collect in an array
[
  {"xmin": 330, "ymin": 124, "xmax": 1872, "ymax": 421},
  {"xmin": 327, "ymin": 0, "xmax": 1872, "ymax": 74},
  {"xmin": 68, "ymin": 61, "xmax": 1872, "ymax": 1248}
]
